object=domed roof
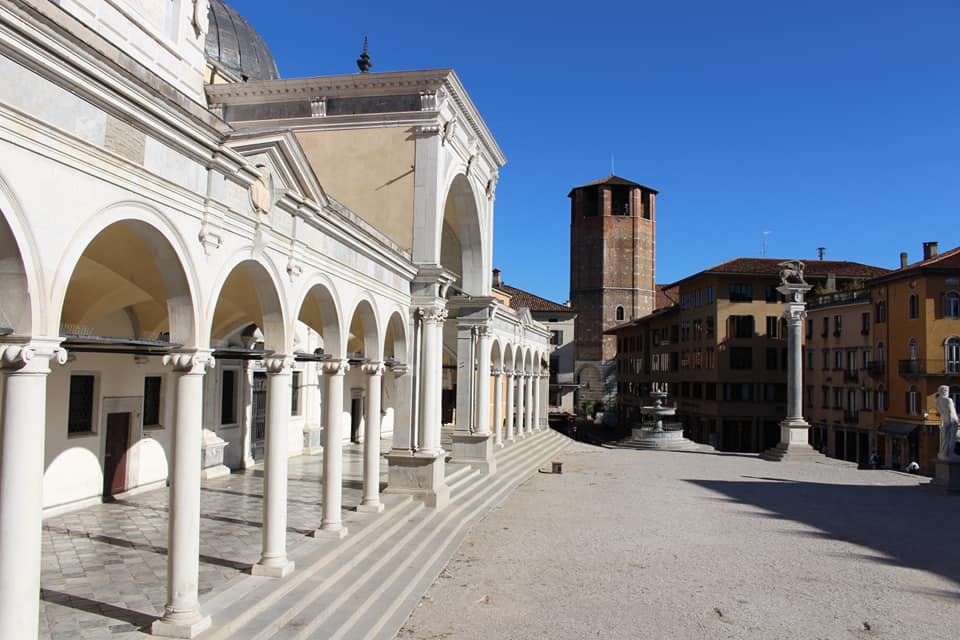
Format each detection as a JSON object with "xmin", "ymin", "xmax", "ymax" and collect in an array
[{"xmin": 205, "ymin": 0, "xmax": 280, "ymax": 82}]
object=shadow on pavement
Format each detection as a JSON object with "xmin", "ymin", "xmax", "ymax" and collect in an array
[{"xmin": 686, "ymin": 476, "xmax": 960, "ymax": 589}]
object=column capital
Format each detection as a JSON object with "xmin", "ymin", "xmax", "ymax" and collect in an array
[
  {"xmin": 320, "ymin": 359, "xmax": 350, "ymax": 376},
  {"xmin": 361, "ymin": 361, "xmax": 386, "ymax": 376},
  {"xmin": 473, "ymin": 324, "xmax": 492, "ymax": 338},
  {"xmin": 418, "ymin": 304, "xmax": 448, "ymax": 324},
  {"xmin": 491, "ymin": 368, "xmax": 503, "ymax": 377},
  {"xmin": 388, "ymin": 362, "xmax": 409, "ymax": 376},
  {"xmin": 0, "ymin": 337, "xmax": 66, "ymax": 372},
  {"xmin": 263, "ymin": 355, "xmax": 294, "ymax": 374},
  {"xmin": 163, "ymin": 349, "xmax": 215, "ymax": 374}
]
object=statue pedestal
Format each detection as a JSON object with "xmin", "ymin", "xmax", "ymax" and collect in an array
[
  {"xmin": 760, "ymin": 421, "xmax": 825, "ymax": 462},
  {"xmin": 928, "ymin": 460, "xmax": 960, "ymax": 494}
]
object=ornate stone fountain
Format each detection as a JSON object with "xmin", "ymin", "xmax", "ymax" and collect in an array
[{"xmin": 628, "ymin": 389, "xmax": 699, "ymax": 450}]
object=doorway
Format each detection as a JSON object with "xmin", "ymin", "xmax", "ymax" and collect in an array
[
  {"xmin": 251, "ymin": 371, "xmax": 267, "ymax": 461},
  {"xmin": 103, "ymin": 412, "xmax": 130, "ymax": 500}
]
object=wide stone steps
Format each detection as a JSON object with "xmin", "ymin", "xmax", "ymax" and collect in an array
[{"xmin": 197, "ymin": 429, "xmax": 571, "ymax": 640}]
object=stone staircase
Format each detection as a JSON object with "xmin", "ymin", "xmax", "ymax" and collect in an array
[{"xmin": 196, "ymin": 428, "xmax": 571, "ymax": 640}]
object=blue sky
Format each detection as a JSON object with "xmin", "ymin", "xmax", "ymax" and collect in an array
[{"xmin": 229, "ymin": 1, "xmax": 959, "ymax": 304}]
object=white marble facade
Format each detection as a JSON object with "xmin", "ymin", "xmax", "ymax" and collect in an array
[{"xmin": 0, "ymin": 1, "xmax": 550, "ymax": 638}]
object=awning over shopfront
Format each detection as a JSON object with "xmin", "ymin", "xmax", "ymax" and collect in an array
[{"xmin": 878, "ymin": 421, "xmax": 918, "ymax": 437}]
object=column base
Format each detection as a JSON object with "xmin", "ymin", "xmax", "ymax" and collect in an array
[
  {"xmin": 303, "ymin": 427, "xmax": 323, "ymax": 455},
  {"xmin": 151, "ymin": 611, "xmax": 211, "ymax": 638},
  {"xmin": 927, "ymin": 460, "xmax": 960, "ymax": 494},
  {"xmin": 199, "ymin": 464, "xmax": 230, "ymax": 481},
  {"xmin": 451, "ymin": 432, "xmax": 497, "ymax": 475},
  {"xmin": 357, "ymin": 501, "xmax": 385, "ymax": 513},
  {"xmin": 761, "ymin": 422, "xmax": 824, "ymax": 462},
  {"xmin": 251, "ymin": 558, "xmax": 295, "ymax": 578},
  {"xmin": 311, "ymin": 525, "xmax": 348, "ymax": 539},
  {"xmin": 385, "ymin": 450, "xmax": 450, "ymax": 509}
]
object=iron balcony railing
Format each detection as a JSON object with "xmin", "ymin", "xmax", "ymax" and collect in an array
[
  {"xmin": 898, "ymin": 359, "xmax": 960, "ymax": 376},
  {"xmin": 843, "ymin": 369, "xmax": 859, "ymax": 382},
  {"xmin": 866, "ymin": 361, "xmax": 884, "ymax": 377}
]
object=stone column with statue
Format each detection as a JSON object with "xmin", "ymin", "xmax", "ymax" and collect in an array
[
  {"xmin": 931, "ymin": 385, "xmax": 960, "ymax": 492},
  {"xmin": 761, "ymin": 261, "xmax": 825, "ymax": 462}
]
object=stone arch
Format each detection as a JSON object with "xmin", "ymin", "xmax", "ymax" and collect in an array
[
  {"xmin": 293, "ymin": 278, "xmax": 344, "ymax": 359},
  {"xmin": 345, "ymin": 296, "xmax": 381, "ymax": 361},
  {"xmin": 54, "ymin": 208, "xmax": 198, "ymax": 344},
  {"xmin": 490, "ymin": 338, "xmax": 503, "ymax": 370},
  {"xmin": 383, "ymin": 309, "xmax": 408, "ymax": 362},
  {"xmin": 0, "ymin": 176, "xmax": 41, "ymax": 336},
  {"xmin": 208, "ymin": 255, "xmax": 287, "ymax": 353},
  {"xmin": 503, "ymin": 342, "xmax": 515, "ymax": 373},
  {"xmin": 439, "ymin": 173, "xmax": 487, "ymax": 295}
]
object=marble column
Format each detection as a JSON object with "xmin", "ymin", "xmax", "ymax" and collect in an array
[
  {"xmin": 152, "ymin": 349, "xmax": 213, "ymax": 637},
  {"xmin": 524, "ymin": 373, "xmax": 534, "ymax": 435},
  {"xmin": 252, "ymin": 356, "xmax": 295, "ymax": 576},
  {"xmin": 0, "ymin": 339, "xmax": 64, "ymax": 640},
  {"xmin": 318, "ymin": 359, "xmax": 349, "ymax": 537},
  {"xmin": 385, "ymin": 303, "xmax": 450, "ymax": 509},
  {"xmin": 452, "ymin": 326, "xmax": 495, "ymax": 473},
  {"xmin": 541, "ymin": 372, "xmax": 550, "ymax": 429},
  {"xmin": 492, "ymin": 369, "xmax": 504, "ymax": 448},
  {"xmin": 762, "ymin": 275, "xmax": 822, "ymax": 462},
  {"xmin": 515, "ymin": 373, "xmax": 526, "ymax": 439},
  {"xmin": 532, "ymin": 372, "xmax": 542, "ymax": 432},
  {"xmin": 419, "ymin": 306, "xmax": 445, "ymax": 455},
  {"xmin": 505, "ymin": 370, "xmax": 516, "ymax": 443},
  {"xmin": 359, "ymin": 362, "xmax": 384, "ymax": 513}
]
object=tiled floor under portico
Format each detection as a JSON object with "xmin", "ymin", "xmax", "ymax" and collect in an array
[{"xmin": 39, "ymin": 444, "xmax": 384, "ymax": 640}]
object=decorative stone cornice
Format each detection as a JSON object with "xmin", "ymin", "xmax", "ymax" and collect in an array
[{"xmin": 163, "ymin": 350, "xmax": 215, "ymax": 374}]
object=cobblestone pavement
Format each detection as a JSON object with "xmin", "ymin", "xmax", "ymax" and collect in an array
[
  {"xmin": 39, "ymin": 445, "xmax": 380, "ymax": 640},
  {"xmin": 399, "ymin": 446, "xmax": 959, "ymax": 640}
]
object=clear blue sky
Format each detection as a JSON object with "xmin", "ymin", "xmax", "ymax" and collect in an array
[{"xmin": 230, "ymin": 0, "xmax": 959, "ymax": 304}]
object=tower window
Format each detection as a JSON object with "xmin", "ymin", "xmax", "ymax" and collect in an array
[{"xmin": 615, "ymin": 306, "xmax": 625, "ymax": 321}]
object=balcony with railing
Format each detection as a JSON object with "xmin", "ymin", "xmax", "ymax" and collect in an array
[
  {"xmin": 843, "ymin": 369, "xmax": 859, "ymax": 382},
  {"xmin": 898, "ymin": 359, "xmax": 960, "ymax": 377},
  {"xmin": 843, "ymin": 410, "xmax": 859, "ymax": 424},
  {"xmin": 866, "ymin": 361, "xmax": 884, "ymax": 378}
]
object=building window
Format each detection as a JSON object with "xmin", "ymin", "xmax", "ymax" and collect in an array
[
  {"xmin": 833, "ymin": 315, "xmax": 842, "ymax": 337},
  {"xmin": 765, "ymin": 285, "xmax": 782, "ymax": 303},
  {"xmin": 821, "ymin": 317, "xmax": 829, "ymax": 338},
  {"xmin": 706, "ymin": 287, "xmax": 715, "ymax": 304},
  {"xmin": 862, "ymin": 387, "xmax": 872, "ymax": 410},
  {"xmin": 807, "ymin": 349, "xmax": 814, "ymax": 370},
  {"xmin": 615, "ymin": 306, "xmax": 625, "ymax": 321},
  {"xmin": 877, "ymin": 341, "xmax": 885, "ymax": 363},
  {"xmin": 680, "ymin": 294, "xmax": 690, "ymax": 310},
  {"xmin": 821, "ymin": 385, "xmax": 829, "ymax": 409},
  {"xmin": 730, "ymin": 347, "xmax": 752, "ymax": 370},
  {"xmin": 908, "ymin": 294, "xmax": 920, "ymax": 319},
  {"xmin": 860, "ymin": 312, "xmax": 870, "ymax": 335},
  {"xmin": 833, "ymin": 387, "xmax": 843, "ymax": 409},
  {"xmin": 550, "ymin": 330, "xmax": 564, "ymax": 345},
  {"xmin": 705, "ymin": 348, "xmax": 716, "ymax": 369},
  {"xmin": 907, "ymin": 385, "xmax": 920, "ymax": 415},
  {"xmin": 221, "ymin": 369, "xmax": 237, "ymax": 425},
  {"xmin": 877, "ymin": 385, "xmax": 887, "ymax": 412},
  {"xmin": 766, "ymin": 347, "xmax": 778, "ymax": 370},
  {"xmin": 729, "ymin": 283, "xmax": 753, "ymax": 302},
  {"xmin": 143, "ymin": 376, "xmax": 162, "ymax": 428},
  {"xmin": 946, "ymin": 337, "xmax": 960, "ymax": 373},
  {"xmin": 291, "ymin": 370, "xmax": 302, "ymax": 416},
  {"xmin": 806, "ymin": 385, "xmax": 814, "ymax": 408},
  {"xmin": 908, "ymin": 337, "xmax": 919, "ymax": 361},
  {"xmin": 68, "ymin": 374, "xmax": 96, "ymax": 435},
  {"xmin": 950, "ymin": 385, "xmax": 960, "ymax": 412},
  {"xmin": 806, "ymin": 318, "xmax": 813, "ymax": 339},
  {"xmin": 834, "ymin": 350, "xmax": 843, "ymax": 370},
  {"xmin": 946, "ymin": 292, "xmax": 960, "ymax": 319},
  {"xmin": 766, "ymin": 316, "xmax": 781, "ymax": 339},
  {"xmin": 705, "ymin": 317, "xmax": 715, "ymax": 338},
  {"xmin": 822, "ymin": 349, "xmax": 829, "ymax": 370},
  {"xmin": 876, "ymin": 300, "xmax": 886, "ymax": 323},
  {"xmin": 729, "ymin": 315, "xmax": 754, "ymax": 338},
  {"xmin": 846, "ymin": 350, "xmax": 857, "ymax": 374}
]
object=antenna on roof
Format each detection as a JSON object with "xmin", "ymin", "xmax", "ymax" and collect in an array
[
  {"xmin": 356, "ymin": 36, "xmax": 372, "ymax": 73},
  {"xmin": 761, "ymin": 230, "xmax": 771, "ymax": 257},
  {"xmin": 817, "ymin": 246, "xmax": 826, "ymax": 260},
  {"xmin": 611, "ymin": 154, "xmax": 615, "ymax": 176}
]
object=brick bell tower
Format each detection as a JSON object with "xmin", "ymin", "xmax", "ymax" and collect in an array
[{"xmin": 568, "ymin": 175, "xmax": 657, "ymax": 408}]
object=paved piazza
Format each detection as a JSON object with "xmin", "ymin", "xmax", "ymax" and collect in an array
[
  {"xmin": 39, "ymin": 446, "xmax": 377, "ymax": 640},
  {"xmin": 399, "ymin": 444, "xmax": 959, "ymax": 640}
]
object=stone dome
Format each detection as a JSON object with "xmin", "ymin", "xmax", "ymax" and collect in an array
[{"xmin": 205, "ymin": 0, "xmax": 280, "ymax": 82}]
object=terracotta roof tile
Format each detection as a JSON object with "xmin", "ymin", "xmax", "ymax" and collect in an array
[
  {"xmin": 568, "ymin": 174, "xmax": 658, "ymax": 195},
  {"xmin": 497, "ymin": 284, "xmax": 574, "ymax": 313},
  {"xmin": 670, "ymin": 257, "xmax": 889, "ymax": 287},
  {"xmin": 869, "ymin": 246, "xmax": 960, "ymax": 284}
]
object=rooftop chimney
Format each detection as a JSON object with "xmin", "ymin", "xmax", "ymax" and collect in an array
[
  {"xmin": 817, "ymin": 246, "xmax": 826, "ymax": 261},
  {"xmin": 492, "ymin": 268, "xmax": 502, "ymax": 288},
  {"xmin": 900, "ymin": 252, "xmax": 909, "ymax": 269},
  {"xmin": 923, "ymin": 241, "xmax": 939, "ymax": 261}
]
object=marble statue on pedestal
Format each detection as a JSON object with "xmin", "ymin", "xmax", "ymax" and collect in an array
[{"xmin": 935, "ymin": 385, "xmax": 960, "ymax": 461}]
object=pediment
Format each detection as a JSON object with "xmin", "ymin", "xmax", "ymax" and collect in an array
[{"xmin": 226, "ymin": 130, "xmax": 329, "ymax": 210}]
